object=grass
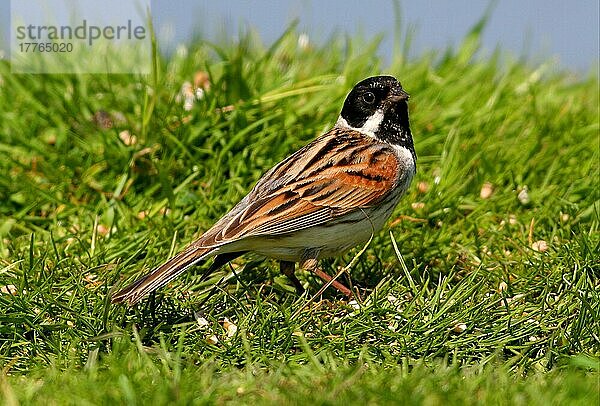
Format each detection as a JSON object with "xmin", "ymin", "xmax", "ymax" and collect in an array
[{"xmin": 0, "ymin": 18, "xmax": 599, "ymax": 404}]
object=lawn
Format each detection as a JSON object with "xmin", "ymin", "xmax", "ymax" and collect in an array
[{"xmin": 0, "ymin": 20, "xmax": 598, "ymax": 404}]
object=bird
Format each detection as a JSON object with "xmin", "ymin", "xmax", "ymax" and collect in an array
[{"xmin": 111, "ymin": 75, "xmax": 416, "ymax": 305}]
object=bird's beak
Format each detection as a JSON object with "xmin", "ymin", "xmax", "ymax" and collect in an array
[{"xmin": 387, "ymin": 88, "xmax": 410, "ymax": 103}]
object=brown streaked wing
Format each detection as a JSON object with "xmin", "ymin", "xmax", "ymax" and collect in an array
[{"xmin": 201, "ymin": 128, "xmax": 400, "ymax": 243}]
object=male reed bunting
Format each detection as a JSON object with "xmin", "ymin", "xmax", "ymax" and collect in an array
[{"xmin": 112, "ymin": 75, "xmax": 416, "ymax": 305}]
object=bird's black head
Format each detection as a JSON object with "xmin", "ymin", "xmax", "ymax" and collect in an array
[{"xmin": 337, "ymin": 75, "xmax": 414, "ymax": 158}]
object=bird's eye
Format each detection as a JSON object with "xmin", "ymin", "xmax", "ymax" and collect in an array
[{"xmin": 362, "ymin": 91, "xmax": 376, "ymax": 105}]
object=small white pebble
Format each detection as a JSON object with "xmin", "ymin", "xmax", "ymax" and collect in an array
[
  {"xmin": 96, "ymin": 224, "xmax": 110, "ymax": 236},
  {"xmin": 119, "ymin": 130, "xmax": 137, "ymax": 146},
  {"xmin": 222, "ymin": 318, "xmax": 238, "ymax": 338},
  {"xmin": 84, "ymin": 273, "xmax": 98, "ymax": 283},
  {"xmin": 179, "ymin": 81, "xmax": 195, "ymax": 111},
  {"xmin": 417, "ymin": 181, "xmax": 429, "ymax": 194},
  {"xmin": 452, "ymin": 323, "xmax": 467, "ymax": 334},
  {"xmin": 518, "ymin": 186, "xmax": 530, "ymax": 205},
  {"xmin": 411, "ymin": 202, "xmax": 425, "ymax": 210},
  {"xmin": 194, "ymin": 311, "xmax": 210, "ymax": 328},
  {"xmin": 505, "ymin": 293, "xmax": 526, "ymax": 305},
  {"xmin": 531, "ymin": 240, "xmax": 548, "ymax": 252},
  {"xmin": 480, "ymin": 182, "xmax": 494, "ymax": 199},
  {"xmin": 348, "ymin": 300, "xmax": 360, "ymax": 310},
  {"xmin": 206, "ymin": 335, "xmax": 219, "ymax": 345}
]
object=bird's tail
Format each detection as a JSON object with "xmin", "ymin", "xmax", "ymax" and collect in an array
[{"xmin": 111, "ymin": 245, "xmax": 215, "ymax": 305}]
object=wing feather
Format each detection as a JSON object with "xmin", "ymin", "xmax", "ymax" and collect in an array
[{"xmin": 200, "ymin": 128, "xmax": 401, "ymax": 244}]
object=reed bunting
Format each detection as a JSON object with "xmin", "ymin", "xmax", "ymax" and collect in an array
[{"xmin": 112, "ymin": 75, "xmax": 416, "ymax": 305}]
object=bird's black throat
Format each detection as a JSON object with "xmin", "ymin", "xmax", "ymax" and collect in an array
[{"xmin": 375, "ymin": 101, "xmax": 417, "ymax": 164}]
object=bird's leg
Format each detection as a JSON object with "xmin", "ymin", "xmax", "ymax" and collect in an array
[
  {"xmin": 300, "ymin": 258, "xmax": 354, "ymax": 299},
  {"xmin": 280, "ymin": 260, "xmax": 305, "ymax": 294}
]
